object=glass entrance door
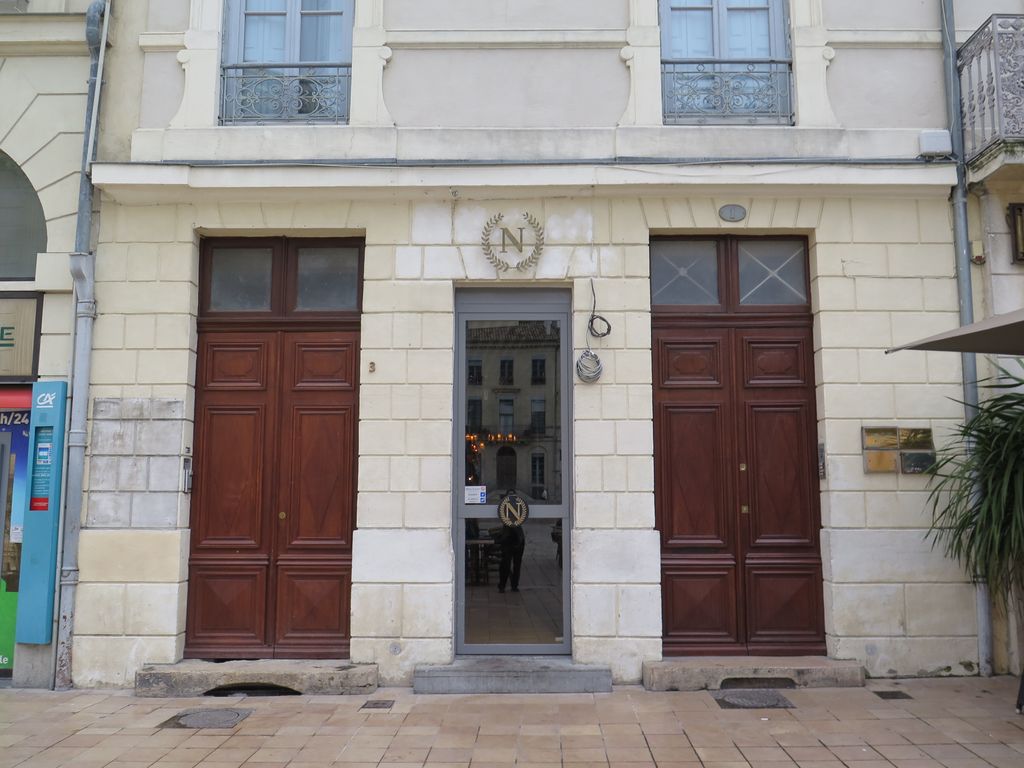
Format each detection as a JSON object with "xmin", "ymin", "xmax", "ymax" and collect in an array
[{"xmin": 455, "ymin": 290, "xmax": 571, "ymax": 654}]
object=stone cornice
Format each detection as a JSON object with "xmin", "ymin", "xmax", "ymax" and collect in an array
[{"xmin": 0, "ymin": 12, "xmax": 87, "ymax": 56}]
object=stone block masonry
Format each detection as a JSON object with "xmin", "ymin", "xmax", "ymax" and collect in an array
[{"xmin": 69, "ymin": 190, "xmax": 974, "ymax": 687}]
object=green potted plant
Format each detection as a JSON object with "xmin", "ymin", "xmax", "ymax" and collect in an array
[{"xmin": 926, "ymin": 364, "xmax": 1024, "ymax": 712}]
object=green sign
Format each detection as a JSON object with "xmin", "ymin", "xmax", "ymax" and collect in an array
[{"xmin": 0, "ymin": 578, "xmax": 16, "ymax": 669}]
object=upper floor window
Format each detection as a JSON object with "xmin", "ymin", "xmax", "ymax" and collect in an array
[
  {"xmin": 499, "ymin": 359, "xmax": 514, "ymax": 386},
  {"xmin": 221, "ymin": 0, "xmax": 354, "ymax": 125},
  {"xmin": 659, "ymin": 0, "xmax": 792, "ymax": 125}
]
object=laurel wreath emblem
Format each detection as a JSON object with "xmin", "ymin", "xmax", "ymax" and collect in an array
[{"xmin": 481, "ymin": 212, "xmax": 546, "ymax": 272}]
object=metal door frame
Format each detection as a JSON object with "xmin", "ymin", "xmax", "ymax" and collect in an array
[{"xmin": 453, "ymin": 289, "xmax": 572, "ymax": 655}]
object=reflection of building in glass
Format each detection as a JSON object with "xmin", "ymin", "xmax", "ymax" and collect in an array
[{"xmin": 465, "ymin": 320, "xmax": 561, "ymax": 504}]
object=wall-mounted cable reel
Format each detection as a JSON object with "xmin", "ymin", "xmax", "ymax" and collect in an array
[{"xmin": 576, "ymin": 279, "xmax": 611, "ymax": 383}]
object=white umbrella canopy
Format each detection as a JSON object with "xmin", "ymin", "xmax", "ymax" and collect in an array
[{"xmin": 886, "ymin": 308, "xmax": 1024, "ymax": 356}]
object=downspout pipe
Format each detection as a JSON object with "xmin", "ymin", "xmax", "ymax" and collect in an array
[
  {"xmin": 55, "ymin": 0, "xmax": 108, "ymax": 690},
  {"xmin": 939, "ymin": 0, "xmax": 991, "ymax": 677}
]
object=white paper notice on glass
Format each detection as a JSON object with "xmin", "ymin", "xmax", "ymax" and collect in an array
[
  {"xmin": 464, "ymin": 486, "xmax": 486, "ymax": 504},
  {"xmin": 10, "ymin": 524, "xmax": 22, "ymax": 543}
]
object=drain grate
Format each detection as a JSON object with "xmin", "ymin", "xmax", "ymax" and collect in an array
[
  {"xmin": 205, "ymin": 683, "xmax": 301, "ymax": 697},
  {"xmin": 159, "ymin": 708, "xmax": 253, "ymax": 729},
  {"xmin": 712, "ymin": 689, "xmax": 793, "ymax": 709},
  {"xmin": 874, "ymin": 690, "xmax": 912, "ymax": 700},
  {"xmin": 360, "ymin": 699, "xmax": 395, "ymax": 710}
]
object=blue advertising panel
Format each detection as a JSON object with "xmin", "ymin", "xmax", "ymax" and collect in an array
[
  {"xmin": 0, "ymin": 388, "xmax": 31, "ymax": 670},
  {"xmin": 14, "ymin": 381, "xmax": 67, "ymax": 645}
]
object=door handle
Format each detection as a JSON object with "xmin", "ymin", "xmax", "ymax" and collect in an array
[
  {"xmin": 740, "ymin": 505, "xmax": 750, "ymax": 515},
  {"xmin": 278, "ymin": 511, "xmax": 286, "ymax": 520}
]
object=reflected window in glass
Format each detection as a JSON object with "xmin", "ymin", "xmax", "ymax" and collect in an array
[
  {"xmin": 530, "ymin": 398, "xmax": 546, "ymax": 433},
  {"xmin": 531, "ymin": 357, "xmax": 546, "ymax": 384},
  {"xmin": 467, "ymin": 359, "xmax": 482, "ymax": 386},
  {"xmin": 499, "ymin": 358, "xmax": 514, "ymax": 385},
  {"xmin": 498, "ymin": 398, "xmax": 514, "ymax": 432},
  {"xmin": 467, "ymin": 398, "xmax": 482, "ymax": 432}
]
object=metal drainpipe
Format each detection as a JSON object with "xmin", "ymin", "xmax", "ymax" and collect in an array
[
  {"xmin": 54, "ymin": 0, "xmax": 108, "ymax": 690},
  {"xmin": 939, "ymin": 0, "xmax": 992, "ymax": 677}
]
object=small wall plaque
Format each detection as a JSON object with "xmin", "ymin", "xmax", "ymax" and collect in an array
[
  {"xmin": 718, "ymin": 204, "xmax": 747, "ymax": 223},
  {"xmin": 862, "ymin": 426, "xmax": 936, "ymax": 474}
]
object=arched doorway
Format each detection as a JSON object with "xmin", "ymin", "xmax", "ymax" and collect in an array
[{"xmin": 0, "ymin": 152, "xmax": 46, "ymax": 279}]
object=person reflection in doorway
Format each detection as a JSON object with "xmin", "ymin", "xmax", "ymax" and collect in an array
[{"xmin": 497, "ymin": 522, "xmax": 525, "ymax": 594}]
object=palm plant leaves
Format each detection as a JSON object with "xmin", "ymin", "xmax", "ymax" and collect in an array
[{"xmin": 926, "ymin": 363, "xmax": 1024, "ymax": 601}]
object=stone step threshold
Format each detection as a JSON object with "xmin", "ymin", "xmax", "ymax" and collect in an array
[
  {"xmin": 414, "ymin": 656, "xmax": 613, "ymax": 694},
  {"xmin": 644, "ymin": 656, "xmax": 865, "ymax": 691},
  {"xmin": 135, "ymin": 659, "xmax": 378, "ymax": 698}
]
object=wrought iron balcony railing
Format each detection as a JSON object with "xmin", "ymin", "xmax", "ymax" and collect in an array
[
  {"xmin": 959, "ymin": 15, "xmax": 1024, "ymax": 164},
  {"xmin": 661, "ymin": 59, "xmax": 793, "ymax": 125},
  {"xmin": 220, "ymin": 63, "xmax": 351, "ymax": 125}
]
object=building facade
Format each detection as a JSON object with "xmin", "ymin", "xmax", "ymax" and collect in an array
[
  {"xmin": 0, "ymin": 0, "xmax": 94, "ymax": 684},
  {"xmin": 2, "ymin": 0, "xmax": 1024, "ymax": 688}
]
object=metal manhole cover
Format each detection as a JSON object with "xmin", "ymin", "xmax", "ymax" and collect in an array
[
  {"xmin": 360, "ymin": 700, "xmax": 394, "ymax": 710},
  {"xmin": 874, "ymin": 690, "xmax": 912, "ymax": 700},
  {"xmin": 712, "ymin": 689, "xmax": 793, "ymax": 709},
  {"xmin": 159, "ymin": 708, "xmax": 253, "ymax": 729}
]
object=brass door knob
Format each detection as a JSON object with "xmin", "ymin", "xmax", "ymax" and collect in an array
[
  {"xmin": 279, "ymin": 511, "xmax": 286, "ymax": 520},
  {"xmin": 740, "ymin": 505, "xmax": 750, "ymax": 515}
]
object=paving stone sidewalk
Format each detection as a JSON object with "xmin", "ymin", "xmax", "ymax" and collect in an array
[{"xmin": 1, "ymin": 677, "xmax": 1022, "ymax": 768}]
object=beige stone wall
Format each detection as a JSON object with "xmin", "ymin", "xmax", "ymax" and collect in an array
[
  {"xmin": 72, "ymin": 186, "xmax": 980, "ymax": 686},
  {"xmin": 117, "ymin": 0, "xmax": 1018, "ymax": 159},
  {"xmin": 0, "ymin": 20, "xmax": 87, "ymax": 374},
  {"xmin": 72, "ymin": 203, "xmax": 196, "ymax": 686}
]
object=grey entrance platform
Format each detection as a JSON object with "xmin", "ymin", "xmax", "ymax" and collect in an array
[
  {"xmin": 134, "ymin": 659, "xmax": 378, "ymax": 697},
  {"xmin": 643, "ymin": 656, "xmax": 865, "ymax": 691},
  {"xmin": 413, "ymin": 657, "xmax": 612, "ymax": 694}
]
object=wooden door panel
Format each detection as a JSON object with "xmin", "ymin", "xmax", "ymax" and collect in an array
[
  {"xmin": 187, "ymin": 563, "xmax": 269, "ymax": 652},
  {"xmin": 290, "ymin": 339, "xmax": 356, "ymax": 390},
  {"xmin": 660, "ymin": 404, "xmax": 731, "ymax": 549},
  {"xmin": 744, "ymin": 404, "xmax": 815, "ymax": 547},
  {"xmin": 274, "ymin": 563, "xmax": 351, "ymax": 654},
  {"xmin": 745, "ymin": 563, "xmax": 824, "ymax": 648},
  {"xmin": 203, "ymin": 339, "xmax": 272, "ymax": 389},
  {"xmin": 188, "ymin": 329, "xmax": 358, "ymax": 659},
  {"xmin": 742, "ymin": 337, "xmax": 810, "ymax": 387},
  {"xmin": 280, "ymin": 405, "xmax": 355, "ymax": 550},
  {"xmin": 655, "ymin": 300, "xmax": 822, "ymax": 654},
  {"xmin": 659, "ymin": 339, "xmax": 726, "ymax": 388},
  {"xmin": 192, "ymin": 405, "xmax": 268, "ymax": 549},
  {"xmin": 662, "ymin": 563, "xmax": 740, "ymax": 646}
]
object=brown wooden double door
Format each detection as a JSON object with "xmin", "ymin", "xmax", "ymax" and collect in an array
[
  {"xmin": 185, "ymin": 328, "xmax": 358, "ymax": 658},
  {"xmin": 655, "ymin": 320, "xmax": 824, "ymax": 654}
]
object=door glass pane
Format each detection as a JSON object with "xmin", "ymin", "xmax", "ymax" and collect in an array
[
  {"xmin": 295, "ymin": 247, "xmax": 359, "ymax": 310},
  {"xmin": 738, "ymin": 240, "xmax": 807, "ymax": 305},
  {"xmin": 246, "ymin": 0, "xmax": 287, "ymax": 10},
  {"xmin": 667, "ymin": 3, "xmax": 714, "ymax": 58},
  {"xmin": 463, "ymin": 517, "xmax": 563, "ymax": 645},
  {"xmin": 726, "ymin": 5, "xmax": 771, "ymax": 58},
  {"xmin": 243, "ymin": 14, "xmax": 286, "ymax": 63},
  {"xmin": 300, "ymin": 13, "xmax": 344, "ymax": 61},
  {"xmin": 464, "ymin": 320, "xmax": 561, "ymax": 505},
  {"xmin": 209, "ymin": 247, "xmax": 273, "ymax": 311},
  {"xmin": 651, "ymin": 240, "xmax": 720, "ymax": 305}
]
